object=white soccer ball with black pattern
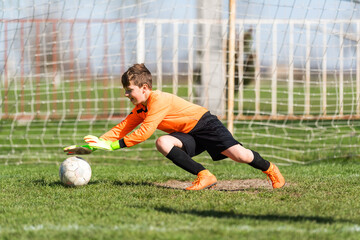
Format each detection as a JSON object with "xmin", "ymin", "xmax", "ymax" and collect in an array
[{"xmin": 59, "ymin": 156, "xmax": 92, "ymax": 186}]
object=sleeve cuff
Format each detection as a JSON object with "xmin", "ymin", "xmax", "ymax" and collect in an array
[{"xmin": 119, "ymin": 139, "xmax": 127, "ymax": 148}]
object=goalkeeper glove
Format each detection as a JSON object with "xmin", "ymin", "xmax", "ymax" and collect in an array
[
  {"xmin": 63, "ymin": 144, "xmax": 95, "ymax": 155},
  {"xmin": 84, "ymin": 135, "xmax": 120, "ymax": 151}
]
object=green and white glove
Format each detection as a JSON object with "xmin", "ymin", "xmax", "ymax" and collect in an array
[
  {"xmin": 84, "ymin": 135, "xmax": 120, "ymax": 151},
  {"xmin": 63, "ymin": 144, "xmax": 95, "ymax": 155}
]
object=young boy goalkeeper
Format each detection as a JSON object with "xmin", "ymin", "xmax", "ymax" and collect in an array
[{"xmin": 64, "ymin": 63, "xmax": 285, "ymax": 190}]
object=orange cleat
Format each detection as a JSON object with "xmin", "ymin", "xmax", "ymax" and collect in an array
[
  {"xmin": 263, "ymin": 162, "xmax": 285, "ymax": 189},
  {"xmin": 186, "ymin": 170, "xmax": 217, "ymax": 190}
]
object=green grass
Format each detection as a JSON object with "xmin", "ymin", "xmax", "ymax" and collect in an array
[
  {"xmin": 2, "ymin": 117, "xmax": 360, "ymax": 164},
  {"xmin": 2, "ymin": 77, "xmax": 359, "ymax": 116},
  {"xmin": 1, "ymin": 79, "xmax": 360, "ymax": 239},
  {"xmin": 2, "ymin": 78, "xmax": 360, "ymax": 164},
  {"xmin": 0, "ymin": 78, "xmax": 190, "ymax": 116},
  {"xmin": 239, "ymin": 84, "xmax": 358, "ymax": 115},
  {"xmin": 1, "ymin": 159, "xmax": 360, "ymax": 240}
]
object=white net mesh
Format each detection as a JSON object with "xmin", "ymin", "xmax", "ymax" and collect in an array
[{"xmin": 1, "ymin": 0, "xmax": 360, "ymax": 165}]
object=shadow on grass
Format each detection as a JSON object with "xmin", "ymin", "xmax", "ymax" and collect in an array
[
  {"xmin": 31, "ymin": 179, "xmax": 100, "ymax": 187},
  {"xmin": 154, "ymin": 206, "xmax": 353, "ymax": 225},
  {"xmin": 31, "ymin": 179, "xmax": 278, "ymax": 192},
  {"xmin": 113, "ymin": 180, "xmax": 155, "ymax": 187},
  {"xmin": 113, "ymin": 180, "xmax": 274, "ymax": 192},
  {"xmin": 32, "ymin": 179, "xmax": 177, "ymax": 188}
]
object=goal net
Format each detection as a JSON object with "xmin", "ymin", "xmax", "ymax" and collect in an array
[{"xmin": 1, "ymin": 0, "xmax": 360, "ymax": 165}]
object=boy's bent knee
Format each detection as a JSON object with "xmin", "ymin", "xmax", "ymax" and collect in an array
[
  {"xmin": 155, "ymin": 136, "xmax": 167, "ymax": 149},
  {"xmin": 156, "ymin": 135, "xmax": 183, "ymax": 156}
]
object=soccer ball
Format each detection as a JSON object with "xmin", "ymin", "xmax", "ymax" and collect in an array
[{"xmin": 59, "ymin": 156, "xmax": 92, "ymax": 186}]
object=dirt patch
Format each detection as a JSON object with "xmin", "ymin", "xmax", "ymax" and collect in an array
[{"xmin": 154, "ymin": 179, "xmax": 276, "ymax": 191}]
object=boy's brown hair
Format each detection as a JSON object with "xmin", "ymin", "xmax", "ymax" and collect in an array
[{"xmin": 121, "ymin": 63, "xmax": 152, "ymax": 89}]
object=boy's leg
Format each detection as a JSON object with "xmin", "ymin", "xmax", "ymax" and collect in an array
[
  {"xmin": 156, "ymin": 134, "xmax": 217, "ymax": 190},
  {"xmin": 221, "ymin": 144, "xmax": 285, "ymax": 188},
  {"xmin": 156, "ymin": 135, "xmax": 205, "ymax": 175},
  {"xmin": 221, "ymin": 144, "xmax": 270, "ymax": 170}
]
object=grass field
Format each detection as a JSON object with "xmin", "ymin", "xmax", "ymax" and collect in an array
[
  {"xmin": 1, "ymin": 78, "xmax": 360, "ymax": 239},
  {"xmin": 2, "ymin": 78, "xmax": 360, "ymax": 116},
  {"xmin": 2, "ymin": 116, "xmax": 360, "ymax": 165},
  {"xmin": 1, "ymin": 158, "xmax": 360, "ymax": 240},
  {"xmin": 2, "ymin": 78, "xmax": 360, "ymax": 164}
]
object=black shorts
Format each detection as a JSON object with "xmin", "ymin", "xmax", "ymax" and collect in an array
[{"xmin": 170, "ymin": 111, "xmax": 241, "ymax": 161}]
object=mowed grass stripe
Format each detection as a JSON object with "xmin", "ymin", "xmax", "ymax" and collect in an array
[{"xmin": 1, "ymin": 223, "xmax": 360, "ymax": 234}]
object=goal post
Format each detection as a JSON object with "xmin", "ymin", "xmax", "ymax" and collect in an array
[{"xmin": 1, "ymin": 0, "xmax": 360, "ymax": 165}]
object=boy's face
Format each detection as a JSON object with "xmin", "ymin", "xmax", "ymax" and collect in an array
[{"xmin": 124, "ymin": 82, "xmax": 148, "ymax": 106}]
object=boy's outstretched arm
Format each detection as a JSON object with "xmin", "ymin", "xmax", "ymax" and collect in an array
[
  {"xmin": 63, "ymin": 144, "xmax": 95, "ymax": 155},
  {"xmin": 84, "ymin": 135, "xmax": 121, "ymax": 151}
]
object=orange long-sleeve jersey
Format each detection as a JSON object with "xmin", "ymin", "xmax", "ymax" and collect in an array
[{"xmin": 100, "ymin": 90, "xmax": 208, "ymax": 147}]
